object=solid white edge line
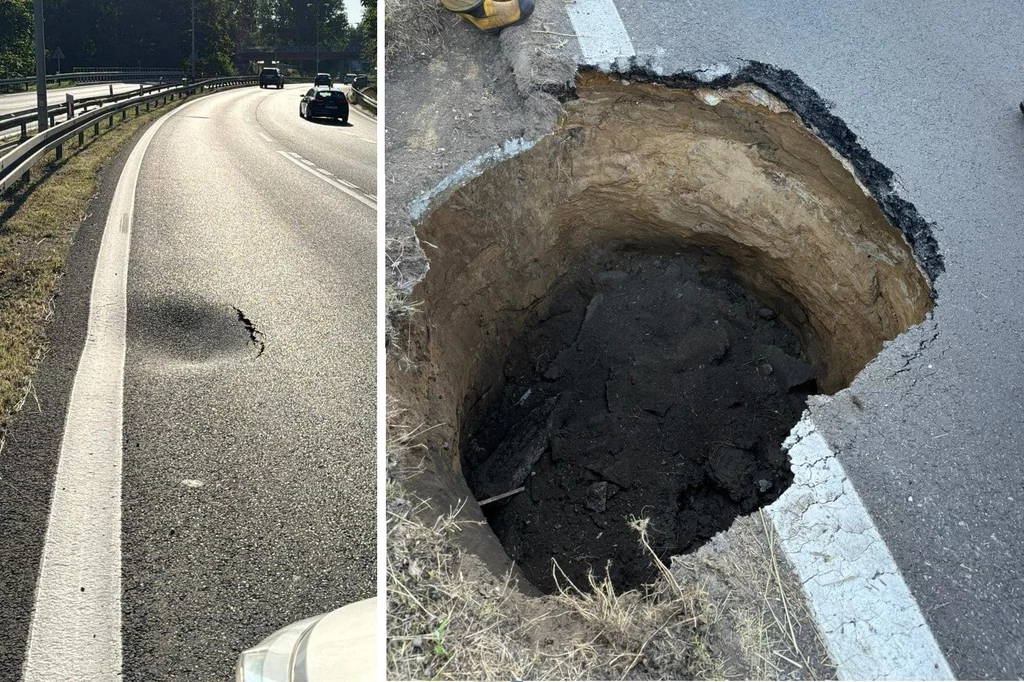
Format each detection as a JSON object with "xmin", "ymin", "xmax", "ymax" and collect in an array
[
  {"xmin": 22, "ymin": 94, "xmax": 203, "ymax": 682},
  {"xmin": 277, "ymin": 150, "xmax": 376, "ymax": 209},
  {"xmin": 374, "ymin": 5, "xmax": 386, "ymax": 678},
  {"xmin": 565, "ymin": 0, "xmax": 636, "ymax": 67},
  {"xmin": 769, "ymin": 415, "xmax": 955, "ymax": 681}
]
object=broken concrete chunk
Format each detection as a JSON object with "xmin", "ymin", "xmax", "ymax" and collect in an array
[
  {"xmin": 600, "ymin": 458, "xmax": 635, "ymax": 490},
  {"xmin": 674, "ymin": 327, "xmax": 730, "ymax": 371},
  {"xmin": 758, "ymin": 344, "xmax": 816, "ymax": 392},
  {"xmin": 592, "ymin": 270, "xmax": 630, "ymax": 287},
  {"xmin": 585, "ymin": 481, "xmax": 608, "ymax": 513},
  {"xmin": 708, "ymin": 447, "xmax": 758, "ymax": 503}
]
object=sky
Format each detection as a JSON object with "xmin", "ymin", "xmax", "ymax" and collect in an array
[{"xmin": 344, "ymin": 0, "xmax": 363, "ymax": 25}]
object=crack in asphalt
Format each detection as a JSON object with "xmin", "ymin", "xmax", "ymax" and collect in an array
[{"xmin": 232, "ymin": 306, "xmax": 265, "ymax": 357}]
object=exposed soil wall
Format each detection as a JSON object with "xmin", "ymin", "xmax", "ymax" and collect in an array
[{"xmin": 390, "ymin": 72, "xmax": 934, "ymax": 590}]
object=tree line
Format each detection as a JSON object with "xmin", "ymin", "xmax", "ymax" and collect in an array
[{"xmin": 0, "ymin": 0, "xmax": 376, "ymax": 79}]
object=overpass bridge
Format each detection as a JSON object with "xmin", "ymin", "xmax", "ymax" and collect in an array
[{"xmin": 235, "ymin": 45, "xmax": 369, "ymax": 74}]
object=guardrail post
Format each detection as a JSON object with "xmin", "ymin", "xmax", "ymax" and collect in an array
[
  {"xmin": 93, "ymin": 122, "xmax": 99, "ymax": 136},
  {"xmin": 121, "ymin": 109, "xmax": 126, "ymax": 121},
  {"xmin": 78, "ymin": 131, "xmax": 84, "ymax": 146},
  {"xmin": 108, "ymin": 114, "xmax": 113, "ymax": 128},
  {"xmin": 55, "ymin": 142, "xmax": 62, "ymax": 161},
  {"xmin": 48, "ymin": 113, "xmax": 55, "ymax": 126},
  {"xmin": 135, "ymin": 104, "xmax": 140, "ymax": 116},
  {"xmin": 109, "ymin": 83, "xmax": 113, "ymax": 96},
  {"xmin": 20, "ymin": 122, "xmax": 27, "ymax": 139}
]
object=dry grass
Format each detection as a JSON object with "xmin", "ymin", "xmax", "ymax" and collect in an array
[
  {"xmin": 0, "ymin": 94, "xmax": 193, "ymax": 437},
  {"xmin": 385, "ymin": 0, "xmax": 460, "ymax": 65},
  {"xmin": 385, "ymin": 408, "xmax": 836, "ymax": 681}
]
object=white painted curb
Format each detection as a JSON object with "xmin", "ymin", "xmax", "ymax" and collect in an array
[
  {"xmin": 22, "ymin": 95, "xmax": 203, "ymax": 682},
  {"xmin": 768, "ymin": 416, "xmax": 954, "ymax": 680}
]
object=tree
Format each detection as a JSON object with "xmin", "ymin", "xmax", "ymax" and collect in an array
[
  {"xmin": 0, "ymin": 0, "xmax": 33, "ymax": 78},
  {"xmin": 359, "ymin": 0, "xmax": 375, "ymax": 71}
]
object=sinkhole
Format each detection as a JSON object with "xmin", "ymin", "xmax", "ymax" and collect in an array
[{"xmin": 392, "ymin": 71, "xmax": 937, "ymax": 595}]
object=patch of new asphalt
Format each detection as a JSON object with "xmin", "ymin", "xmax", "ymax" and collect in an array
[
  {"xmin": 0, "ymin": 84, "xmax": 376, "ymax": 681},
  {"xmin": 564, "ymin": 1, "xmax": 1024, "ymax": 677}
]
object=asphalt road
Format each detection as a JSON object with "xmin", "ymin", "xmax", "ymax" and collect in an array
[
  {"xmin": 553, "ymin": 1, "xmax": 1024, "ymax": 677},
  {"xmin": 0, "ymin": 84, "xmax": 376, "ymax": 681},
  {"xmin": 0, "ymin": 81, "xmax": 153, "ymax": 117}
]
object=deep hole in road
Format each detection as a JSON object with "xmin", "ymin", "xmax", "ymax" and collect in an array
[{"xmin": 394, "ymin": 72, "xmax": 936, "ymax": 594}]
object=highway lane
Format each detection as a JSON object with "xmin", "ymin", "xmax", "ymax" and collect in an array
[
  {"xmin": 254, "ymin": 83, "xmax": 377, "ymax": 196},
  {"xmin": 554, "ymin": 0, "xmax": 1024, "ymax": 677},
  {"xmin": 0, "ymin": 84, "xmax": 376, "ymax": 681},
  {"xmin": 119, "ymin": 84, "xmax": 376, "ymax": 680},
  {"xmin": 0, "ymin": 81, "xmax": 158, "ymax": 117}
]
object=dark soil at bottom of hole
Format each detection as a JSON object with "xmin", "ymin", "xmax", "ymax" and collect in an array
[{"xmin": 463, "ymin": 253, "xmax": 816, "ymax": 594}]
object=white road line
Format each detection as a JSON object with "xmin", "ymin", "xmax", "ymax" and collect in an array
[
  {"xmin": 258, "ymin": 132, "xmax": 275, "ymax": 142},
  {"xmin": 565, "ymin": 0, "xmax": 635, "ymax": 67},
  {"xmin": 22, "ymin": 96, "xmax": 202, "ymax": 682},
  {"xmin": 276, "ymin": 150, "xmax": 376, "ymax": 210},
  {"xmin": 298, "ymin": 157, "xmax": 317, "ymax": 167},
  {"xmin": 768, "ymin": 417, "xmax": 955, "ymax": 680}
]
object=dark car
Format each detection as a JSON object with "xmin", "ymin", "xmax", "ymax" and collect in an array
[
  {"xmin": 341, "ymin": 73, "xmax": 357, "ymax": 85},
  {"xmin": 299, "ymin": 86, "xmax": 349, "ymax": 123},
  {"xmin": 353, "ymin": 74, "xmax": 369, "ymax": 88},
  {"xmin": 313, "ymin": 72, "xmax": 333, "ymax": 87},
  {"xmin": 259, "ymin": 67, "xmax": 284, "ymax": 89}
]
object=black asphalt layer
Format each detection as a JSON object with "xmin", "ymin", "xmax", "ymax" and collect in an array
[
  {"xmin": 589, "ymin": 1, "xmax": 1024, "ymax": 677},
  {"xmin": 0, "ymin": 120, "xmax": 137, "ymax": 677},
  {"xmin": 120, "ymin": 85, "xmax": 375, "ymax": 680}
]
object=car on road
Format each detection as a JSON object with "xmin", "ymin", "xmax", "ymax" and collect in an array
[
  {"xmin": 236, "ymin": 597, "xmax": 376, "ymax": 682},
  {"xmin": 353, "ymin": 74, "xmax": 369, "ymax": 88},
  {"xmin": 313, "ymin": 73, "xmax": 333, "ymax": 87},
  {"xmin": 299, "ymin": 86, "xmax": 349, "ymax": 123},
  {"xmin": 340, "ymin": 73, "xmax": 357, "ymax": 85},
  {"xmin": 259, "ymin": 67, "xmax": 284, "ymax": 89}
]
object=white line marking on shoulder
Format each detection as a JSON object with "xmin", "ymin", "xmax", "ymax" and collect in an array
[
  {"xmin": 768, "ymin": 416, "xmax": 955, "ymax": 680},
  {"xmin": 258, "ymin": 132, "xmax": 275, "ymax": 142},
  {"xmin": 565, "ymin": 0, "xmax": 636, "ymax": 67},
  {"xmin": 22, "ymin": 95, "xmax": 204, "ymax": 682}
]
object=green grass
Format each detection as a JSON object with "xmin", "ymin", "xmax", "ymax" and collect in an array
[{"xmin": 0, "ymin": 93, "xmax": 193, "ymax": 438}]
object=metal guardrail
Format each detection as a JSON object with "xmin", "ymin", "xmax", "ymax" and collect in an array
[
  {"xmin": 0, "ymin": 76, "xmax": 257, "ymax": 194},
  {"xmin": 1, "ymin": 81, "xmax": 188, "ymax": 138},
  {"xmin": 352, "ymin": 87, "xmax": 376, "ymax": 108},
  {"xmin": 0, "ymin": 70, "xmax": 184, "ymax": 93}
]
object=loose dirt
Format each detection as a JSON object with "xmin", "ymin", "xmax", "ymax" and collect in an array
[{"xmin": 464, "ymin": 253, "xmax": 814, "ymax": 593}]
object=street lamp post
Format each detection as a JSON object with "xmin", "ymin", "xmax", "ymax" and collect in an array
[
  {"xmin": 307, "ymin": 2, "xmax": 320, "ymax": 74},
  {"xmin": 33, "ymin": 0, "xmax": 47, "ymax": 132},
  {"xmin": 191, "ymin": 0, "xmax": 196, "ymax": 81}
]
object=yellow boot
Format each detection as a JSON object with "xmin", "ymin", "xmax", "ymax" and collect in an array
[{"xmin": 439, "ymin": 0, "xmax": 534, "ymax": 34}]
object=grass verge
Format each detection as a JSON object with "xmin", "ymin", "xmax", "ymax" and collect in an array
[
  {"xmin": 0, "ymin": 93, "xmax": 194, "ymax": 438},
  {"xmin": 385, "ymin": 0, "xmax": 458, "ymax": 66}
]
